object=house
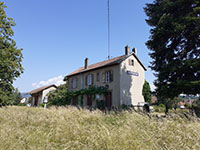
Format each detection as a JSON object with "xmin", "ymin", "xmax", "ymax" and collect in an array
[
  {"xmin": 28, "ymin": 84, "xmax": 57, "ymax": 106},
  {"xmin": 151, "ymin": 96, "xmax": 158, "ymax": 103},
  {"xmin": 66, "ymin": 45, "xmax": 147, "ymax": 109}
]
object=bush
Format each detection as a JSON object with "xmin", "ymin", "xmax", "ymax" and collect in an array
[
  {"xmin": 153, "ymin": 104, "xmax": 165, "ymax": 113},
  {"xmin": 96, "ymin": 100, "xmax": 105, "ymax": 110},
  {"xmin": 184, "ymin": 104, "xmax": 192, "ymax": 109},
  {"xmin": 192, "ymin": 100, "xmax": 200, "ymax": 117},
  {"xmin": 17, "ymin": 103, "xmax": 26, "ymax": 106},
  {"xmin": 47, "ymin": 83, "xmax": 70, "ymax": 106},
  {"xmin": 39, "ymin": 104, "xmax": 45, "ymax": 107}
]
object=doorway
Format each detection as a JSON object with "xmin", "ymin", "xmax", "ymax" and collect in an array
[
  {"xmin": 106, "ymin": 92, "xmax": 112, "ymax": 109},
  {"xmin": 87, "ymin": 95, "xmax": 92, "ymax": 107},
  {"xmin": 34, "ymin": 95, "xmax": 39, "ymax": 106}
]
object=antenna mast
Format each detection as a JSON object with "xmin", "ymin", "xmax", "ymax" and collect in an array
[{"xmin": 107, "ymin": 0, "xmax": 110, "ymax": 59}]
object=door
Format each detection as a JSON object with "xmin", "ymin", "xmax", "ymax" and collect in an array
[
  {"xmin": 34, "ymin": 95, "xmax": 39, "ymax": 106},
  {"xmin": 72, "ymin": 97, "xmax": 77, "ymax": 105},
  {"xmin": 106, "ymin": 92, "xmax": 112, "ymax": 109},
  {"xmin": 87, "ymin": 95, "xmax": 92, "ymax": 107}
]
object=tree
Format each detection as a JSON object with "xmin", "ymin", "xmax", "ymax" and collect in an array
[
  {"xmin": 142, "ymin": 80, "xmax": 152, "ymax": 103},
  {"xmin": 10, "ymin": 88, "xmax": 22, "ymax": 105},
  {"xmin": 144, "ymin": 0, "xmax": 200, "ymax": 113},
  {"xmin": 47, "ymin": 83, "xmax": 70, "ymax": 106},
  {"xmin": 0, "ymin": 2, "xmax": 23, "ymax": 106}
]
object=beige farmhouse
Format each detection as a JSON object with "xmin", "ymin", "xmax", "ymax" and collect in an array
[{"xmin": 66, "ymin": 46, "xmax": 146, "ymax": 108}]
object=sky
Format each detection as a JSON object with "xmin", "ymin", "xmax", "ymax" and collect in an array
[{"xmin": 2, "ymin": 0, "xmax": 155, "ymax": 92}]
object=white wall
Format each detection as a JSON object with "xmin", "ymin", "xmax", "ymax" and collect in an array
[
  {"xmin": 120, "ymin": 55, "xmax": 145, "ymax": 106},
  {"xmin": 41, "ymin": 87, "xmax": 57, "ymax": 104}
]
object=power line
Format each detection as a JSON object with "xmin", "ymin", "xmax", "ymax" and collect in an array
[{"xmin": 107, "ymin": 0, "xmax": 110, "ymax": 59}]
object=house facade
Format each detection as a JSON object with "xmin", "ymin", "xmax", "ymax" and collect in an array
[
  {"xmin": 28, "ymin": 84, "xmax": 57, "ymax": 106},
  {"xmin": 66, "ymin": 46, "xmax": 146, "ymax": 108}
]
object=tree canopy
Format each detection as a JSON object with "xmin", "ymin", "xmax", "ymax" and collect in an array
[
  {"xmin": 144, "ymin": 0, "xmax": 200, "ymax": 103},
  {"xmin": 0, "ymin": 2, "xmax": 23, "ymax": 106},
  {"xmin": 142, "ymin": 80, "xmax": 152, "ymax": 103}
]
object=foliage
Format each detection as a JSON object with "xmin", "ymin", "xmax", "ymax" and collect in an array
[
  {"xmin": 0, "ymin": 106, "xmax": 200, "ymax": 149},
  {"xmin": 48, "ymin": 85, "xmax": 109, "ymax": 107},
  {"xmin": 142, "ymin": 80, "xmax": 152, "ymax": 103},
  {"xmin": 158, "ymin": 97, "xmax": 181, "ymax": 114},
  {"xmin": 185, "ymin": 103, "xmax": 192, "ymax": 109},
  {"xmin": 0, "ymin": 2, "xmax": 23, "ymax": 106},
  {"xmin": 96, "ymin": 100, "xmax": 105, "ymax": 110},
  {"xmin": 10, "ymin": 88, "xmax": 22, "ymax": 105},
  {"xmin": 68, "ymin": 86, "xmax": 109, "ymax": 98},
  {"xmin": 47, "ymin": 83, "xmax": 70, "ymax": 106},
  {"xmin": 192, "ymin": 99, "xmax": 200, "ymax": 117},
  {"xmin": 153, "ymin": 104, "xmax": 166, "ymax": 113},
  {"xmin": 17, "ymin": 103, "xmax": 26, "ymax": 106},
  {"xmin": 144, "ymin": 0, "xmax": 200, "ymax": 107}
]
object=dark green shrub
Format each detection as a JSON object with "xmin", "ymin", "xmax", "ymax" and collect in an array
[
  {"xmin": 153, "ymin": 104, "xmax": 165, "ymax": 113},
  {"xmin": 17, "ymin": 103, "xmax": 26, "ymax": 106},
  {"xmin": 184, "ymin": 104, "xmax": 191, "ymax": 109},
  {"xmin": 96, "ymin": 100, "xmax": 105, "ymax": 110}
]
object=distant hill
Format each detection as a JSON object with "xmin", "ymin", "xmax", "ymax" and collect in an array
[{"xmin": 21, "ymin": 93, "xmax": 31, "ymax": 98}]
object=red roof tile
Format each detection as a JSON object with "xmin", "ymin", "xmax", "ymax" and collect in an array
[
  {"xmin": 67, "ymin": 53, "xmax": 146, "ymax": 77},
  {"xmin": 29, "ymin": 84, "xmax": 57, "ymax": 95}
]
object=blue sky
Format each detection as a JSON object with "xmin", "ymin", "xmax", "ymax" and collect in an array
[{"xmin": 3, "ymin": 0, "xmax": 155, "ymax": 92}]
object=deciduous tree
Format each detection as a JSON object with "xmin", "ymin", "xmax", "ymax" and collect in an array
[
  {"xmin": 142, "ymin": 80, "xmax": 152, "ymax": 103},
  {"xmin": 0, "ymin": 2, "xmax": 23, "ymax": 106}
]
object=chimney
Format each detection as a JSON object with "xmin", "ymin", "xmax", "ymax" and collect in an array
[
  {"xmin": 125, "ymin": 45, "xmax": 130, "ymax": 55},
  {"xmin": 132, "ymin": 48, "xmax": 137, "ymax": 55},
  {"xmin": 84, "ymin": 58, "xmax": 88, "ymax": 69}
]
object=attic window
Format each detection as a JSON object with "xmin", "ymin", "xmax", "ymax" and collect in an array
[{"xmin": 129, "ymin": 59, "xmax": 134, "ymax": 66}]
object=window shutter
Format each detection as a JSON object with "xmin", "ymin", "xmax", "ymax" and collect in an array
[
  {"xmin": 102, "ymin": 72, "xmax": 105, "ymax": 83},
  {"xmin": 71, "ymin": 79, "xmax": 73, "ymax": 89},
  {"xmin": 92, "ymin": 74, "xmax": 94, "ymax": 85},
  {"xmin": 76, "ymin": 78, "xmax": 78, "ymax": 88},
  {"xmin": 110, "ymin": 70, "xmax": 113, "ymax": 82},
  {"xmin": 85, "ymin": 75, "xmax": 87, "ymax": 86}
]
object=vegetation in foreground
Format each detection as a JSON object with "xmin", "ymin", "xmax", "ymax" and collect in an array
[{"xmin": 0, "ymin": 106, "xmax": 200, "ymax": 150}]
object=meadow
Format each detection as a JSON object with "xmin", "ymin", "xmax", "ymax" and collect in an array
[{"xmin": 0, "ymin": 106, "xmax": 200, "ymax": 150}]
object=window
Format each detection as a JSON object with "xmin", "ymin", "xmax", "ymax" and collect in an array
[
  {"xmin": 72, "ymin": 78, "xmax": 77, "ymax": 89},
  {"xmin": 105, "ymin": 70, "xmax": 113, "ymax": 83},
  {"xmin": 96, "ymin": 73, "xmax": 100, "ymax": 81},
  {"xmin": 106, "ymin": 71, "xmax": 110, "ymax": 83},
  {"xmin": 86, "ymin": 74, "xmax": 93, "ymax": 86},
  {"xmin": 129, "ymin": 59, "xmax": 134, "ymax": 66},
  {"xmin": 87, "ymin": 74, "xmax": 92, "ymax": 85}
]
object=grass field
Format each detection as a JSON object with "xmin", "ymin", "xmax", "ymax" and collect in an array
[{"xmin": 0, "ymin": 106, "xmax": 200, "ymax": 150}]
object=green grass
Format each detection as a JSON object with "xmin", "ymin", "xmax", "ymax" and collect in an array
[{"xmin": 0, "ymin": 106, "xmax": 200, "ymax": 150}]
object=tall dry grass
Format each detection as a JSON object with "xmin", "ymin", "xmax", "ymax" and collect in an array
[{"xmin": 0, "ymin": 106, "xmax": 200, "ymax": 150}]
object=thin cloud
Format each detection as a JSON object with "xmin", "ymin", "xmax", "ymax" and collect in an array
[{"xmin": 32, "ymin": 75, "xmax": 65, "ymax": 88}]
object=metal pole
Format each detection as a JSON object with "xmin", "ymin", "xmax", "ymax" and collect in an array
[{"xmin": 107, "ymin": 0, "xmax": 110, "ymax": 59}]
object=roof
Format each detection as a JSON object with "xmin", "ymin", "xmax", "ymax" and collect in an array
[
  {"xmin": 67, "ymin": 53, "xmax": 146, "ymax": 77},
  {"xmin": 29, "ymin": 84, "xmax": 57, "ymax": 95}
]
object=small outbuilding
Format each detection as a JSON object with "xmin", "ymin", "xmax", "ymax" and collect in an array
[{"xmin": 28, "ymin": 84, "xmax": 57, "ymax": 106}]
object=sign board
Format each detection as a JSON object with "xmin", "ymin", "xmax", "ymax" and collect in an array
[{"xmin": 127, "ymin": 71, "xmax": 139, "ymax": 76}]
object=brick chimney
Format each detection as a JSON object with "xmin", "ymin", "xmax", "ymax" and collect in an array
[
  {"xmin": 84, "ymin": 58, "xmax": 88, "ymax": 69},
  {"xmin": 125, "ymin": 45, "xmax": 130, "ymax": 55},
  {"xmin": 132, "ymin": 48, "xmax": 137, "ymax": 55}
]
